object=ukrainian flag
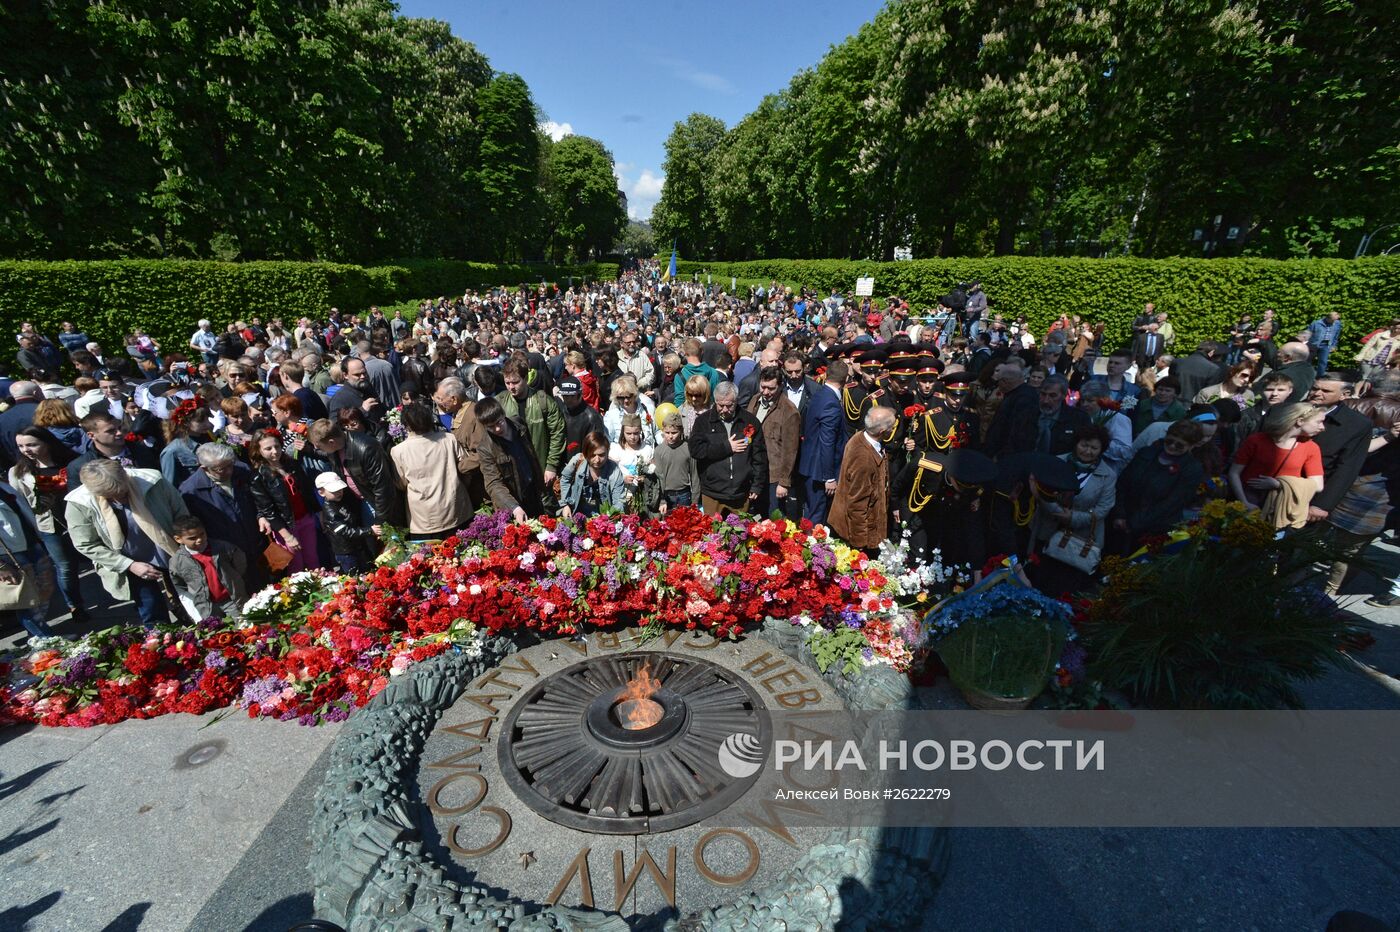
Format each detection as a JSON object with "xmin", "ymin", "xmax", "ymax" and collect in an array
[{"xmin": 661, "ymin": 245, "xmax": 677, "ymax": 282}]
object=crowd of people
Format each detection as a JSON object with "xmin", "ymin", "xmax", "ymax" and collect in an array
[{"xmin": 0, "ymin": 261, "xmax": 1397, "ymax": 643}]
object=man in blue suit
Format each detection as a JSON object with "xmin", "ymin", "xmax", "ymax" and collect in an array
[{"xmin": 783, "ymin": 353, "xmax": 843, "ymax": 524}]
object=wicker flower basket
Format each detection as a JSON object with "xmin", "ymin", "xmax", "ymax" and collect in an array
[
  {"xmin": 936, "ymin": 614, "xmax": 1064, "ymax": 712},
  {"xmin": 957, "ymin": 685, "xmax": 1037, "ymax": 713}
]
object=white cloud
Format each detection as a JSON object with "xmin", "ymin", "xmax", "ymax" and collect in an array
[
  {"xmin": 614, "ymin": 165, "xmax": 665, "ymax": 220},
  {"xmin": 650, "ymin": 55, "xmax": 736, "ymax": 95},
  {"xmin": 539, "ymin": 120, "xmax": 573, "ymax": 142}
]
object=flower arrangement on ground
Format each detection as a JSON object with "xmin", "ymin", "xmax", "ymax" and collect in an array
[
  {"xmin": 925, "ymin": 560, "xmax": 1074, "ymax": 709},
  {"xmin": 1, "ymin": 509, "xmax": 921, "ymax": 727},
  {"xmin": 1076, "ymin": 499, "xmax": 1361, "ymax": 709}
]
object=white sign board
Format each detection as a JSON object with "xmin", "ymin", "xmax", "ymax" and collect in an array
[{"xmin": 855, "ymin": 276, "xmax": 875, "ymax": 297}]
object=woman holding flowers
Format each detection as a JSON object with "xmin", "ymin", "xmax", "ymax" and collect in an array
[
  {"xmin": 609, "ymin": 414, "xmax": 655, "ymax": 512},
  {"xmin": 9, "ymin": 426, "xmax": 85, "ymax": 620},
  {"xmin": 1193, "ymin": 361, "xmax": 1258, "ymax": 409},
  {"xmin": 248, "ymin": 431, "xmax": 325, "ymax": 573}
]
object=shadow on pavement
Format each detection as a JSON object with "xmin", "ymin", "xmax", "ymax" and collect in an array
[
  {"xmin": 0, "ymin": 818, "xmax": 59, "ymax": 857},
  {"xmin": 98, "ymin": 901, "xmax": 152, "ymax": 932},
  {"xmin": 244, "ymin": 892, "xmax": 314, "ymax": 931},
  {"xmin": 0, "ymin": 760, "xmax": 61, "ymax": 803},
  {"xmin": 0, "ymin": 890, "xmax": 62, "ymax": 930}
]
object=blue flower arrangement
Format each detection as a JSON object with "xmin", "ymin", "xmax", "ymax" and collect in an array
[{"xmin": 924, "ymin": 567, "xmax": 1071, "ymax": 638}]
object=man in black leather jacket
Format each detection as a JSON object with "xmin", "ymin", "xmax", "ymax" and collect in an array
[{"xmin": 307, "ymin": 419, "xmax": 404, "ymax": 527}]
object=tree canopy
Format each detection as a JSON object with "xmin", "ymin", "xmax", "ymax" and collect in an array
[
  {"xmin": 652, "ymin": 0, "xmax": 1400, "ymax": 261},
  {"xmin": 1, "ymin": 0, "xmax": 622, "ymax": 263}
]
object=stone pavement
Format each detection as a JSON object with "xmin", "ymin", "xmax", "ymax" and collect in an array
[{"xmin": 0, "ymin": 542, "xmax": 1398, "ymax": 931}]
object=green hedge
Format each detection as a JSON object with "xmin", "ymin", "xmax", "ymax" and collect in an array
[
  {"xmin": 0, "ymin": 259, "xmax": 617, "ymax": 366},
  {"xmin": 668, "ymin": 257, "xmax": 1400, "ymax": 357}
]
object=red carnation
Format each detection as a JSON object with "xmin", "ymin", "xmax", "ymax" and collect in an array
[
  {"xmin": 124, "ymin": 644, "xmax": 161, "ymax": 676},
  {"xmin": 904, "ymin": 404, "xmax": 926, "ymax": 418}
]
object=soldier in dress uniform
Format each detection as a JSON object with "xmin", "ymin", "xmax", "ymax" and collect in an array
[
  {"xmin": 829, "ymin": 350, "xmax": 869, "ymax": 440},
  {"xmin": 926, "ymin": 448, "xmax": 998, "ymax": 574},
  {"xmin": 897, "ymin": 359, "xmax": 976, "ymax": 563},
  {"xmin": 852, "ymin": 345, "xmax": 893, "ymax": 437},
  {"xmin": 936, "ymin": 370, "xmax": 981, "ymax": 452},
  {"xmin": 986, "ymin": 451, "xmax": 1079, "ymax": 560},
  {"xmin": 913, "ymin": 353, "xmax": 945, "ymax": 406}
]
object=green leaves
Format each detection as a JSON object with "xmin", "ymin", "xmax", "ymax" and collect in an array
[
  {"xmin": 541, "ymin": 136, "xmax": 626, "ymax": 263},
  {"xmin": 0, "ymin": 258, "xmax": 618, "ymax": 362},
  {"xmin": 671, "ymin": 255, "xmax": 1400, "ymax": 355},
  {"xmin": 655, "ymin": 0, "xmax": 1400, "ymax": 260},
  {"xmin": 0, "ymin": 0, "xmax": 577, "ymax": 264}
]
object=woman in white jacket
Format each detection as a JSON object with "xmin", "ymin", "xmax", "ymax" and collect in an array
[{"xmin": 601, "ymin": 375, "xmax": 656, "ymax": 443}]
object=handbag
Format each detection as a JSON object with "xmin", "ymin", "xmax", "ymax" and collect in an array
[
  {"xmin": 1043, "ymin": 513, "xmax": 1102, "ymax": 574},
  {"xmin": 263, "ymin": 533, "xmax": 295, "ymax": 573},
  {"xmin": 0, "ymin": 535, "xmax": 43, "ymax": 611}
]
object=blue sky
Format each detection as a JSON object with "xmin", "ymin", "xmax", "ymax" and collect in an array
[{"xmin": 397, "ymin": 0, "xmax": 884, "ymax": 220}]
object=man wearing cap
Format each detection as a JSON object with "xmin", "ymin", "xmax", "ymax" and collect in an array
[
  {"xmin": 895, "ymin": 406, "xmax": 946, "ymax": 563},
  {"xmin": 929, "ymin": 448, "xmax": 998, "ymax": 572},
  {"xmin": 1039, "ymin": 344, "xmax": 1072, "ymax": 379},
  {"xmin": 938, "ymin": 371, "xmax": 982, "ymax": 449},
  {"xmin": 987, "ymin": 452, "xmax": 1080, "ymax": 559},
  {"xmin": 965, "ymin": 282, "xmax": 987, "ymax": 325},
  {"xmin": 829, "ymin": 406, "xmax": 896, "ymax": 555},
  {"xmin": 556, "ymin": 374, "xmax": 606, "ymax": 465}
]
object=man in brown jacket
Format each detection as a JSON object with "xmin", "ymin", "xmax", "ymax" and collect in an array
[
  {"xmin": 747, "ymin": 365, "xmax": 801, "ymax": 519},
  {"xmin": 473, "ymin": 397, "xmax": 547, "ymax": 522},
  {"xmin": 828, "ymin": 406, "xmax": 896, "ymax": 555}
]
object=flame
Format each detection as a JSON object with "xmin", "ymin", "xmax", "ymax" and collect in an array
[{"xmin": 618, "ymin": 664, "xmax": 663, "ymax": 730}]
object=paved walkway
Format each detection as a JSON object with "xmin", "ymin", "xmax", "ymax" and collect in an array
[{"xmin": 1, "ymin": 542, "xmax": 1398, "ymax": 931}]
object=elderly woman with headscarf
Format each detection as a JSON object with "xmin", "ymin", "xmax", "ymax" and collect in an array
[{"xmin": 65, "ymin": 458, "xmax": 189, "ymax": 626}]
